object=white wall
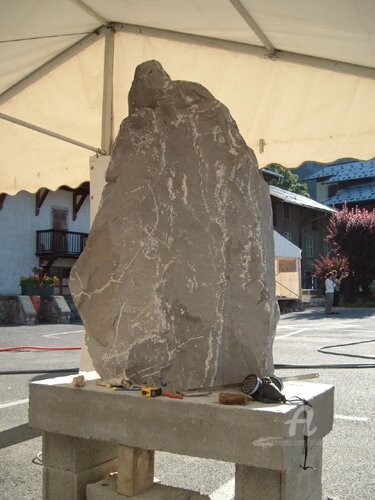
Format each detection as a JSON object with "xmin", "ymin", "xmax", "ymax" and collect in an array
[
  {"xmin": 316, "ymin": 182, "xmax": 328, "ymax": 202},
  {"xmin": 0, "ymin": 190, "xmax": 89, "ymax": 295},
  {"xmin": 90, "ymin": 155, "xmax": 110, "ymax": 225}
]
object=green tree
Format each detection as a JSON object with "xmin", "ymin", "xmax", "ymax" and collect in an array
[
  {"xmin": 266, "ymin": 163, "xmax": 310, "ymax": 197},
  {"xmin": 323, "ymin": 206, "xmax": 375, "ymax": 299}
]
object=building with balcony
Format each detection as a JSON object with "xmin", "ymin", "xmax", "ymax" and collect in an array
[
  {"xmin": 1, "ymin": 171, "xmax": 333, "ymax": 306},
  {"xmin": 0, "ymin": 185, "xmax": 89, "ymax": 297}
]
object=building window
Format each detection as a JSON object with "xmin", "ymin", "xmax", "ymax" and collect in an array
[
  {"xmin": 305, "ymin": 234, "xmax": 314, "ymax": 257},
  {"xmin": 272, "ymin": 204, "xmax": 277, "ymax": 227},
  {"xmin": 52, "ymin": 208, "xmax": 68, "ymax": 230},
  {"xmin": 52, "ymin": 208, "xmax": 68, "ymax": 253},
  {"xmin": 278, "ymin": 259, "xmax": 297, "ymax": 273},
  {"xmin": 283, "ymin": 204, "xmax": 291, "ymax": 220},
  {"xmin": 284, "ymin": 231, "xmax": 292, "ymax": 242},
  {"xmin": 328, "ymin": 183, "xmax": 338, "ymax": 198},
  {"xmin": 304, "ymin": 271, "xmax": 313, "ymax": 289}
]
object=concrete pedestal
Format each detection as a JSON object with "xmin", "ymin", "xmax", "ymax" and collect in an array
[{"xmin": 29, "ymin": 375, "xmax": 334, "ymax": 499}]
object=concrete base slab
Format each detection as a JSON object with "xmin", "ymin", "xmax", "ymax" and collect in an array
[
  {"xmin": 235, "ymin": 440, "xmax": 322, "ymax": 500},
  {"xmin": 29, "ymin": 375, "xmax": 334, "ymax": 500},
  {"xmin": 44, "ymin": 459, "xmax": 117, "ymax": 500},
  {"xmin": 86, "ymin": 475, "xmax": 209, "ymax": 499},
  {"xmin": 43, "ymin": 433, "xmax": 117, "ymax": 472},
  {"xmin": 29, "ymin": 377, "xmax": 334, "ymax": 471}
]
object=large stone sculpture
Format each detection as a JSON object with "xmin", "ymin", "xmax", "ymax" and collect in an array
[{"xmin": 70, "ymin": 60, "xmax": 279, "ymax": 392}]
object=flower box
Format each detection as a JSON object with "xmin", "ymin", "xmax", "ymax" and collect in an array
[
  {"xmin": 21, "ymin": 284, "xmax": 54, "ymax": 296},
  {"xmin": 20, "ymin": 267, "xmax": 58, "ymax": 296}
]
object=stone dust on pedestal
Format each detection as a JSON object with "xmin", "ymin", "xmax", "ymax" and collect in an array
[{"xmin": 70, "ymin": 60, "xmax": 279, "ymax": 392}]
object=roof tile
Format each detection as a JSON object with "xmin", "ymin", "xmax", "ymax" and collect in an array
[
  {"xmin": 303, "ymin": 159, "xmax": 375, "ymax": 182},
  {"xmin": 325, "ymin": 181, "xmax": 375, "ymax": 205}
]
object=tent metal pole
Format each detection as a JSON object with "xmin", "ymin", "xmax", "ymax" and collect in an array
[
  {"xmin": 229, "ymin": 0, "xmax": 275, "ymax": 55},
  {"xmin": 101, "ymin": 27, "xmax": 115, "ymax": 152},
  {"xmin": 0, "ymin": 112, "xmax": 106, "ymax": 154},
  {"xmin": 69, "ymin": 0, "xmax": 108, "ymax": 24},
  {"xmin": 112, "ymin": 22, "xmax": 375, "ymax": 81},
  {"xmin": 0, "ymin": 27, "xmax": 107, "ymax": 106}
]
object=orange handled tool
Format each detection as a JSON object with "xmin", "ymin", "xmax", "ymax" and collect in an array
[{"xmin": 161, "ymin": 391, "xmax": 183, "ymax": 399}]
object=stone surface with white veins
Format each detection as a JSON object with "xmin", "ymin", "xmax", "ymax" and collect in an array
[{"xmin": 70, "ymin": 60, "xmax": 279, "ymax": 392}]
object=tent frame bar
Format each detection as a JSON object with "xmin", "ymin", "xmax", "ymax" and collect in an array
[
  {"xmin": 229, "ymin": 0, "xmax": 275, "ymax": 55},
  {"xmin": 0, "ymin": 26, "xmax": 107, "ymax": 106},
  {"xmin": 0, "ymin": 112, "xmax": 105, "ymax": 155},
  {"xmin": 113, "ymin": 22, "xmax": 375, "ymax": 80},
  {"xmin": 69, "ymin": 0, "xmax": 108, "ymax": 24},
  {"xmin": 101, "ymin": 26, "xmax": 115, "ymax": 152}
]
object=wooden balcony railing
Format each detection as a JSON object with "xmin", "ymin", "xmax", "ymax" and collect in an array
[{"xmin": 36, "ymin": 229, "xmax": 88, "ymax": 258}]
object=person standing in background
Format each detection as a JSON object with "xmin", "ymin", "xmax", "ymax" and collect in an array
[{"xmin": 325, "ymin": 272, "xmax": 335, "ymax": 314}]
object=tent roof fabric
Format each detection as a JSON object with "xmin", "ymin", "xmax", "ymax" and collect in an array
[
  {"xmin": 2, "ymin": 0, "xmax": 375, "ymax": 95},
  {"xmin": 273, "ymin": 231, "xmax": 301, "ymax": 259},
  {"xmin": 269, "ymin": 185, "xmax": 334, "ymax": 213},
  {"xmin": 1, "ymin": 1, "xmax": 375, "ymax": 194}
]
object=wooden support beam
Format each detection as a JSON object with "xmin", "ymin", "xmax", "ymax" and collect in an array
[
  {"xmin": 41, "ymin": 256, "xmax": 57, "ymax": 272},
  {"xmin": 35, "ymin": 188, "xmax": 49, "ymax": 216},
  {"xmin": 73, "ymin": 191, "xmax": 88, "ymax": 221},
  {"xmin": 0, "ymin": 193, "xmax": 7, "ymax": 210},
  {"xmin": 117, "ymin": 445, "xmax": 154, "ymax": 497}
]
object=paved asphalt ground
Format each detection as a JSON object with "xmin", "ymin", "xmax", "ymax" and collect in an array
[{"xmin": 0, "ymin": 307, "xmax": 374, "ymax": 500}]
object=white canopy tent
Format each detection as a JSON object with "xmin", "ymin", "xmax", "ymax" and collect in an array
[
  {"xmin": 273, "ymin": 231, "xmax": 301, "ymax": 260},
  {"xmin": 1, "ymin": 0, "xmax": 375, "ymax": 195}
]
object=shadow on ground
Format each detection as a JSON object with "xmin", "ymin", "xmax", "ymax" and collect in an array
[
  {"xmin": 282, "ymin": 307, "xmax": 375, "ymax": 321},
  {"xmin": 0, "ymin": 423, "xmax": 41, "ymax": 449}
]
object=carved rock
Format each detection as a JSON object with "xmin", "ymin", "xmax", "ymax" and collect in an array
[{"xmin": 70, "ymin": 60, "xmax": 279, "ymax": 391}]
